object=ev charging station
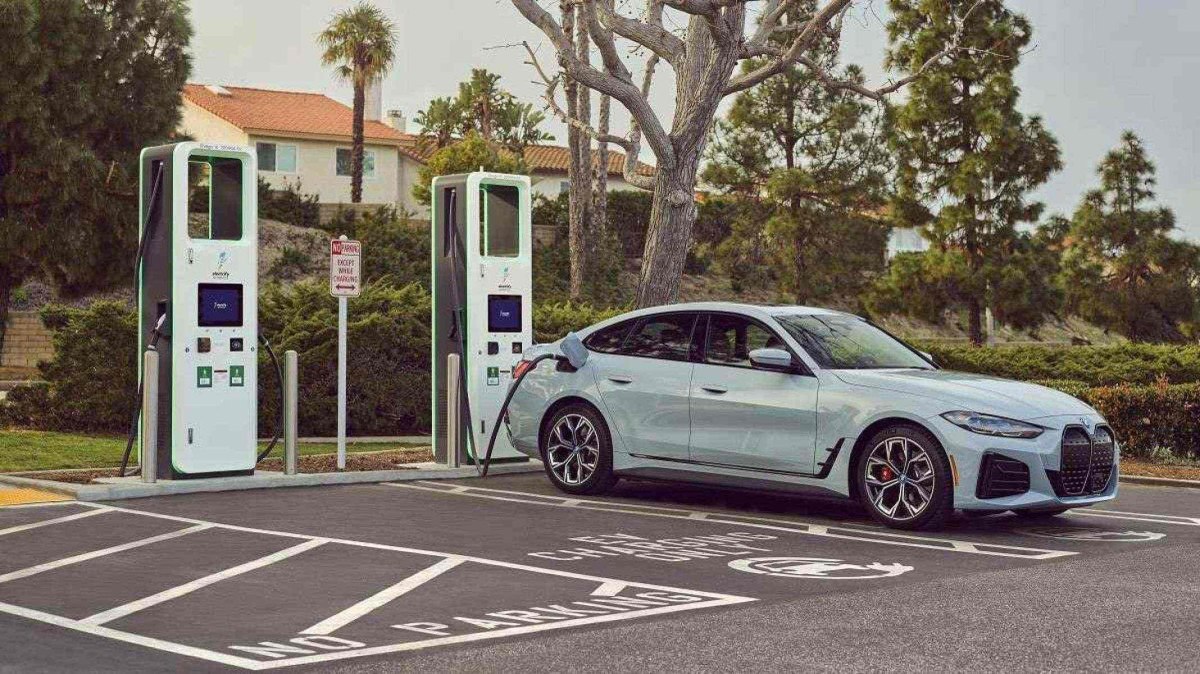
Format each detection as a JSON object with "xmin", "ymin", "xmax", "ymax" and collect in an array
[
  {"xmin": 137, "ymin": 142, "xmax": 259, "ymax": 479},
  {"xmin": 431, "ymin": 172, "xmax": 534, "ymax": 466}
]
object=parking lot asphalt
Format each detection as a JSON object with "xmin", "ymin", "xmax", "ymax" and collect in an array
[{"xmin": 0, "ymin": 472, "xmax": 1197, "ymax": 672}]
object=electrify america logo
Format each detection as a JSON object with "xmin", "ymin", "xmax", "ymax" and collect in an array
[{"xmin": 213, "ymin": 251, "xmax": 231, "ymax": 279}]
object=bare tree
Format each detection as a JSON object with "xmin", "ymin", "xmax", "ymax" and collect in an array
[
  {"xmin": 562, "ymin": 1, "xmax": 594, "ymax": 300},
  {"xmin": 513, "ymin": 0, "xmax": 976, "ymax": 307}
]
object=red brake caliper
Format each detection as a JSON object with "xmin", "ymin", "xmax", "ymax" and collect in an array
[{"xmin": 880, "ymin": 466, "xmax": 895, "ymax": 482}]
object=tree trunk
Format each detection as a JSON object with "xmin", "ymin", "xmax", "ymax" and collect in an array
[
  {"xmin": 0, "ymin": 283, "xmax": 10, "ymax": 365},
  {"xmin": 636, "ymin": 152, "xmax": 701, "ymax": 307},
  {"xmin": 570, "ymin": 9, "xmax": 594, "ymax": 301},
  {"xmin": 561, "ymin": 2, "xmax": 591, "ymax": 301},
  {"xmin": 967, "ymin": 296, "xmax": 983, "ymax": 347},
  {"xmin": 593, "ymin": 94, "xmax": 610, "ymax": 238},
  {"xmin": 350, "ymin": 75, "xmax": 365, "ymax": 204}
]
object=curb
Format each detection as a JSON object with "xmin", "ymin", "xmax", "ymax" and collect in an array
[
  {"xmin": 1119, "ymin": 474, "xmax": 1200, "ymax": 490},
  {"xmin": 0, "ymin": 461, "xmax": 542, "ymax": 502}
]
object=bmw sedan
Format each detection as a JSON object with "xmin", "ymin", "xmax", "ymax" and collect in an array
[{"xmin": 504, "ymin": 302, "xmax": 1118, "ymax": 530}]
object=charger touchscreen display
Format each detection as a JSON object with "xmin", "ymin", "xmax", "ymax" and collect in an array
[
  {"xmin": 198, "ymin": 283, "xmax": 243, "ymax": 327},
  {"xmin": 488, "ymin": 295, "xmax": 522, "ymax": 333}
]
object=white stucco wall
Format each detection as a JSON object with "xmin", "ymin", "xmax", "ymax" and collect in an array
[
  {"xmin": 250, "ymin": 135, "xmax": 399, "ymax": 205},
  {"xmin": 397, "ymin": 155, "xmax": 430, "ymax": 218}
]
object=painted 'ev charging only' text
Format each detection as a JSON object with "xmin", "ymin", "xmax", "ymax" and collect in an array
[{"xmin": 528, "ymin": 532, "xmax": 777, "ymax": 562}]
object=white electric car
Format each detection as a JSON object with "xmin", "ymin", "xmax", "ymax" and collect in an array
[{"xmin": 504, "ymin": 302, "xmax": 1118, "ymax": 530}]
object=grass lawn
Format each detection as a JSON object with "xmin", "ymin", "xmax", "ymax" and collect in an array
[{"xmin": 0, "ymin": 430, "xmax": 429, "ymax": 473}]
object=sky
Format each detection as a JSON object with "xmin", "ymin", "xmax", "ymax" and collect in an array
[{"xmin": 188, "ymin": 0, "xmax": 1200, "ymax": 240}]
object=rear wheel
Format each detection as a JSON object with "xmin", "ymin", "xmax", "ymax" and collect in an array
[
  {"xmin": 541, "ymin": 403, "xmax": 617, "ymax": 496},
  {"xmin": 855, "ymin": 425, "xmax": 953, "ymax": 530}
]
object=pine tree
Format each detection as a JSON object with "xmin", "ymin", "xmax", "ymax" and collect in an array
[
  {"xmin": 884, "ymin": 0, "xmax": 1061, "ymax": 345},
  {"xmin": 702, "ymin": 8, "xmax": 892, "ymax": 305},
  {"xmin": 0, "ymin": 0, "xmax": 191, "ymax": 355},
  {"xmin": 1060, "ymin": 132, "xmax": 1200, "ymax": 342}
]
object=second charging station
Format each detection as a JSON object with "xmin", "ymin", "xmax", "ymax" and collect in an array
[{"xmin": 431, "ymin": 172, "xmax": 533, "ymax": 466}]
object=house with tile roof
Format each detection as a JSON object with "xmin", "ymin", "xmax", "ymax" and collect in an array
[{"xmin": 180, "ymin": 84, "xmax": 654, "ymax": 220}]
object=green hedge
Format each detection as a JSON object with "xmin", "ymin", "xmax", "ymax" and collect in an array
[
  {"xmin": 924, "ymin": 343, "xmax": 1200, "ymax": 386},
  {"xmin": 1037, "ymin": 380, "xmax": 1200, "ymax": 459},
  {"xmin": 0, "ymin": 302, "xmax": 139, "ymax": 432},
  {"xmin": 6, "ymin": 298, "xmax": 1196, "ymax": 460},
  {"xmin": 0, "ymin": 291, "xmax": 622, "ymax": 437}
]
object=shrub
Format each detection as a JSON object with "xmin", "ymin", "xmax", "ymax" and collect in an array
[
  {"xmin": 1076, "ymin": 383, "xmax": 1200, "ymax": 459},
  {"xmin": 0, "ymin": 302, "xmax": 138, "ymax": 432},
  {"xmin": 922, "ymin": 342, "xmax": 1200, "ymax": 386},
  {"xmin": 533, "ymin": 302, "xmax": 626, "ymax": 343},
  {"xmin": 258, "ymin": 177, "xmax": 320, "ymax": 229},
  {"xmin": 258, "ymin": 280, "xmax": 431, "ymax": 437}
]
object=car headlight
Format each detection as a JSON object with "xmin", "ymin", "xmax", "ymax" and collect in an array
[{"xmin": 940, "ymin": 411, "xmax": 1044, "ymax": 439}]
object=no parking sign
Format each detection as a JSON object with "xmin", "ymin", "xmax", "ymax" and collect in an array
[{"xmin": 329, "ymin": 238, "xmax": 362, "ymax": 297}]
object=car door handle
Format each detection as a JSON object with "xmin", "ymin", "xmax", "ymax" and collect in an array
[
  {"xmin": 607, "ymin": 376, "xmax": 634, "ymax": 384},
  {"xmin": 700, "ymin": 385, "xmax": 728, "ymax": 394}
]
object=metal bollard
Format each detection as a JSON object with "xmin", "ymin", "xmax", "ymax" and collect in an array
[
  {"xmin": 284, "ymin": 350, "xmax": 299, "ymax": 476},
  {"xmin": 141, "ymin": 350, "xmax": 158, "ymax": 483},
  {"xmin": 446, "ymin": 353, "xmax": 461, "ymax": 468}
]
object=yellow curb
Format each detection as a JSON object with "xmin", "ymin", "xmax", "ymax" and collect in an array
[{"xmin": 0, "ymin": 487, "xmax": 73, "ymax": 506}]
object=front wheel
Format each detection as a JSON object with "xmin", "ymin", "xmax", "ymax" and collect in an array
[
  {"xmin": 855, "ymin": 425, "xmax": 954, "ymax": 530},
  {"xmin": 541, "ymin": 403, "xmax": 618, "ymax": 496}
]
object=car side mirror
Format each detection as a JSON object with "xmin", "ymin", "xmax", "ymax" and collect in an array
[
  {"xmin": 560, "ymin": 332, "xmax": 589, "ymax": 369},
  {"xmin": 919, "ymin": 351, "xmax": 936, "ymax": 365},
  {"xmin": 749, "ymin": 348, "xmax": 794, "ymax": 371}
]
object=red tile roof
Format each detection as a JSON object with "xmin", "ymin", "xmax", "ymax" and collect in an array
[
  {"xmin": 398, "ymin": 135, "xmax": 655, "ymax": 178},
  {"xmin": 184, "ymin": 83, "xmax": 655, "ymax": 177},
  {"xmin": 183, "ymin": 84, "xmax": 407, "ymax": 143}
]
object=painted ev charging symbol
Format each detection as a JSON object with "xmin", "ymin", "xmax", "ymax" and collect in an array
[
  {"xmin": 728, "ymin": 557, "xmax": 913, "ymax": 580},
  {"xmin": 1017, "ymin": 526, "xmax": 1165, "ymax": 542}
]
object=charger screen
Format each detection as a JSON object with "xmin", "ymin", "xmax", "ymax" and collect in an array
[
  {"xmin": 488, "ymin": 295, "xmax": 522, "ymax": 333},
  {"xmin": 198, "ymin": 283, "xmax": 243, "ymax": 327}
]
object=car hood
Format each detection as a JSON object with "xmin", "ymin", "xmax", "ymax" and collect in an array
[{"xmin": 831, "ymin": 368, "xmax": 1096, "ymax": 419}]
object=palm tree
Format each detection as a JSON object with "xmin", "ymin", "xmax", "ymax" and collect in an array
[{"xmin": 318, "ymin": 2, "xmax": 397, "ymax": 203}]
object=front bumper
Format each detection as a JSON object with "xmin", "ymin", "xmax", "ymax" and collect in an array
[{"xmin": 929, "ymin": 413, "xmax": 1119, "ymax": 512}]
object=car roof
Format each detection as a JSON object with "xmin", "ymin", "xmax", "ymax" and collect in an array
[{"xmin": 576, "ymin": 301, "xmax": 858, "ymax": 337}]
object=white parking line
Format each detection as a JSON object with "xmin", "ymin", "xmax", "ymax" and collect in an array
[
  {"xmin": 0, "ymin": 599, "xmax": 266, "ymax": 670},
  {"xmin": 1072, "ymin": 509, "xmax": 1200, "ymax": 527},
  {"xmin": 0, "ymin": 502, "xmax": 753, "ymax": 670},
  {"xmin": 387, "ymin": 482, "xmax": 1077, "ymax": 560},
  {"xmin": 300, "ymin": 556, "xmax": 466, "ymax": 636},
  {"xmin": 0, "ymin": 524, "xmax": 211, "ymax": 585},
  {"xmin": 0, "ymin": 508, "xmax": 107, "ymax": 537},
  {"xmin": 80, "ymin": 539, "xmax": 329, "ymax": 627}
]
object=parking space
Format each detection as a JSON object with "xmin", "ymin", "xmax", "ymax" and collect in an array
[{"xmin": 0, "ymin": 474, "xmax": 1196, "ymax": 671}]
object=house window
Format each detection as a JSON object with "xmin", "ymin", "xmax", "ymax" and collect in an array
[
  {"xmin": 256, "ymin": 142, "xmax": 297, "ymax": 173},
  {"xmin": 336, "ymin": 148, "xmax": 376, "ymax": 178},
  {"xmin": 559, "ymin": 181, "xmax": 570, "ymax": 194}
]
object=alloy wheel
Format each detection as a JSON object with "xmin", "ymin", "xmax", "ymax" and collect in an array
[
  {"xmin": 547, "ymin": 413, "xmax": 600, "ymax": 486},
  {"xmin": 864, "ymin": 436, "xmax": 936, "ymax": 522}
]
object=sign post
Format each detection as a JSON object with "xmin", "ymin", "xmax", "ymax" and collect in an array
[{"xmin": 330, "ymin": 236, "xmax": 362, "ymax": 470}]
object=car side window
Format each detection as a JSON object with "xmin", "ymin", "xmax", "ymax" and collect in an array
[
  {"xmin": 705, "ymin": 313, "xmax": 785, "ymax": 368},
  {"xmin": 620, "ymin": 313, "xmax": 697, "ymax": 362},
  {"xmin": 584, "ymin": 319, "xmax": 636, "ymax": 354}
]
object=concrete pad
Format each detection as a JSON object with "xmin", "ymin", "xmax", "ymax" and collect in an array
[{"xmin": 0, "ymin": 460, "xmax": 542, "ymax": 502}]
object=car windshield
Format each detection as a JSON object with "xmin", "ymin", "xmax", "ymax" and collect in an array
[{"xmin": 774, "ymin": 314, "xmax": 932, "ymax": 370}]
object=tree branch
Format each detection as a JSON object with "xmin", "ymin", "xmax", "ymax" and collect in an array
[
  {"xmin": 593, "ymin": 0, "xmax": 684, "ymax": 69},
  {"xmin": 726, "ymin": 0, "xmax": 853, "ymax": 95},
  {"xmin": 511, "ymin": 0, "xmax": 675, "ymax": 169},
  {"xmin": 522, "ymin": 41, "xmax": 656, "ymax": 190},
  {"xmin": 794, "ymin": 0, "xmax": 986, "ymax": 101}
]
